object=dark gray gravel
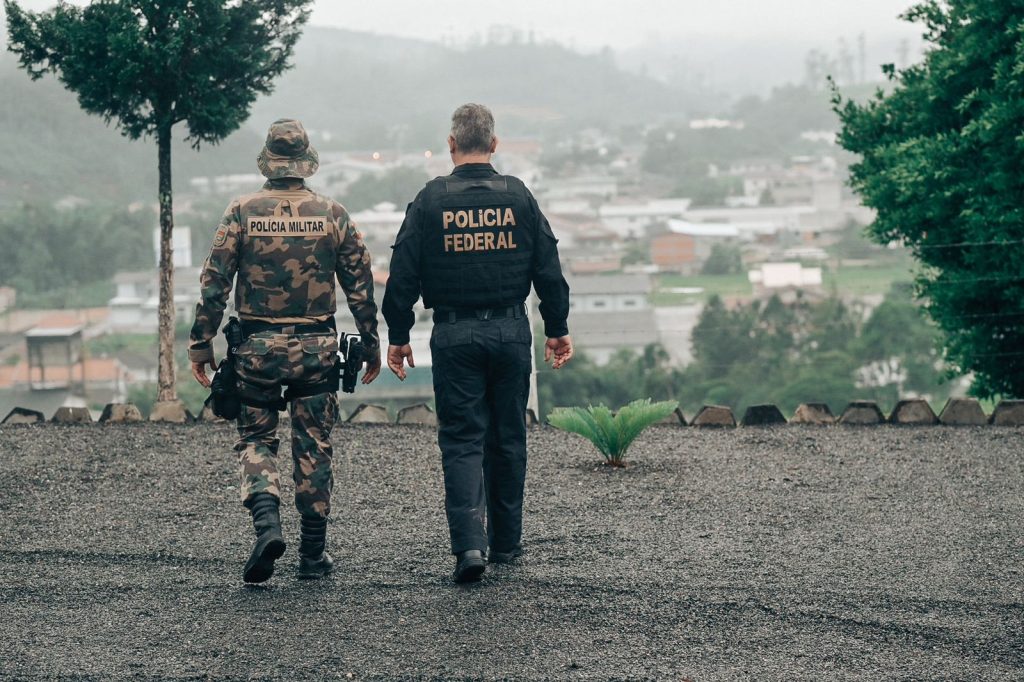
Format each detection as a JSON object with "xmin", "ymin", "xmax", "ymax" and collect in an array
[{"xmin": 0, "ymin": 422, "xmax": 1022, "ymax": 680}]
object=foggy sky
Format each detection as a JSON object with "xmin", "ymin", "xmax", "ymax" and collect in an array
[
  {"xmin": 310, "ymin": 0, "xmax": 920, "ymax": 49},
  {"xmin": 10, "ymin": 1, "xmax": 921, "ymax": 50},
  {"xmin": 5, "ymin": 0, "xmax": 924, "ymax": 92}
]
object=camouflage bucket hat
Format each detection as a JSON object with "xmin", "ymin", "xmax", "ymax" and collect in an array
[{"xmin": 257, "ymin": 118, "xmax": 319, "ymax": 179}]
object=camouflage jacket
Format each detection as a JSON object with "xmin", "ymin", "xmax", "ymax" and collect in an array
[{"xmin": 189, "ymin": 179, "xmax": 379, "ymax": 362}]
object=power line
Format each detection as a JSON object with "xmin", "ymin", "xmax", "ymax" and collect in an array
[{"xmin": 915, "ymin": 239, "xmax": 1024, "ymax": 250}]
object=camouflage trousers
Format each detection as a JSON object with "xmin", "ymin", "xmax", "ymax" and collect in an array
[{"xmin": 233, "ymin": 330, "xmax": 340, "ymax": 520}]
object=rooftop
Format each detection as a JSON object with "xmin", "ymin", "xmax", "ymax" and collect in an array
[{"xmin": 567, "ymin": 273, "xmax": 652, "ymax": 296}]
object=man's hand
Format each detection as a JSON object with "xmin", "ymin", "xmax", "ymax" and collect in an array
[
  {"xmin": 362, "ymin": 352, "xmax": 382, "ymax": 384},
  {"xmin": 544, "ymin": 335, "xmax": 574, "ymax": 370},
  {"xmin": 387, "ymin": 344, "xmax": 416, "ymax": 381},
  {"xmin": 191, "ymin": 359, "xmax": 218, "ymax": 388}
]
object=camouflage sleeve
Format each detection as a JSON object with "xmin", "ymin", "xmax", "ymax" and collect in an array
[
  {"xmin": 188, "ymin": 200, "xmax": 242, "ymax": 363},
  {"xmin": 334, "ymin": 204, "xmax": 380, "ymax": 357}
]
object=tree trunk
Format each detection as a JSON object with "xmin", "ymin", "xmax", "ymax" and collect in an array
[{"xmin": 156, "ymin": 124, "xmax": 176, "ymax": 402}]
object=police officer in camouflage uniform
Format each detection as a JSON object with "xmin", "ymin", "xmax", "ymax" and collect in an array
[
  {"xmin": 190, "ymin": 118, "xmax": 381, "ymax": 584},
  {"xmin": 383, "ymin": 104, "xmax": 572, "ymax": 583}
]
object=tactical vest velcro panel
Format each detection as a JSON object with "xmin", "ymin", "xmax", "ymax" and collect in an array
[
  {"xmin": 235, "ymin": 189, "xmax": 341, "ymax": 318},
  {"xmin": 420, "ymin": 175, "xmax": 535, "ymax": 310}
]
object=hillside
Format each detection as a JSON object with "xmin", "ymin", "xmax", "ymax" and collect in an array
[{"xmin": 0, "ymin": 26, "xmax": 697, "ymax": 205}]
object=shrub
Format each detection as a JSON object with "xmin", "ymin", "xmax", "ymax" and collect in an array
[{"xmin": 548, "ymin": 399, "xmax": 679, "ymax": 467}]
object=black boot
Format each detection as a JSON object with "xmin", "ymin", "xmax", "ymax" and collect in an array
[
  {"xmin": 452, "ymin": 550, "xmax": 486, "ymax": 583},
  {"xmin": 242, "ymin": 493, "xmax": 286, "ymax": 584},
  {"xmin": 297, "ymin": 516, "xmax": 334, "ymax": 580}
]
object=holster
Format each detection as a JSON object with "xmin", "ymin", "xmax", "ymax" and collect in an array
[
  {"xmin": 205, "ymin": 317, "xmax": 245, "ymax": 420},
  {"xmin": 208, "ymin": 360, "xmax": 242, "ymax": 420}
]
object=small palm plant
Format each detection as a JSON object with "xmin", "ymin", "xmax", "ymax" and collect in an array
[{"xmin": 548, "ymin": 399, "xmax": 679, "ymax": 467}]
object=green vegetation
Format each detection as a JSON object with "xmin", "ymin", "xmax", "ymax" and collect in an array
[
  {"xmin": 6, "ymin": 0, "xmax": 313, "ymax": 403},
  {"xmin": 0, "ymin": 204, "xmax": 151, "ymax": 302},
  {"xmin": 86, "ymin": 334, "xmax": 156, "ymax": 358},
  {"xmin": 341, "ymin": 166, "xmax": 429, "ymax": 213},
  {"xmin": 14, "ymin": 280, "xmax": 116, "ymax": 310},
  {"xmin": 822, "ymin": 261, "xmax": 914, "ymax": 296},
  {"xmin": 539, "ymin": 286, "xmax": 950, "ymax": 418},
  {"xmin": 548, "ymin": 399, "xmax": 679, "ymax": 467},
  {"xmin": 653, "ymin": 258, "xmax": 914, "ymax": 306},
  {"xmin": 834, "ymin": 1, "xmax": 1024, "ymax": 399},
  {"xmin": 653, "ymin": 273, "xmax": 752, "ymax": 305},
  {"xmin": 701, "ymin": 243, "xmax": 744, "ymax": 276}
]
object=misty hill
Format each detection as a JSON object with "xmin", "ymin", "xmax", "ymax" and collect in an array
[
  {"xmin": 0, "ymin": 50, "xmax": 262, "ymax": 207},
  {"xmin": 252, "ymin": 28, "xmax": 696, "ymax": 147},
  {"xmin": 0, "ymin": 26, "xmax": 697, "ymax": 205}
]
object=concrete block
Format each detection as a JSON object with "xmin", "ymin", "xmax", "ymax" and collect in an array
[
  {"xmin": 2, "ymin": 407, "xmax": 45, "ymax": 425},
  {"xmin": 938, "ymin": 398, "xmax": 988, "ymax": 426},
  {"xmin": 889, "ymin": 399, "xmax": 938, "ymax": 425},
  {"xmin": 657, "ymin": 407, "xmax": 688, "ymax": 426},
  {"xmin": 396, "ymin": 403, "xmax": 437, "ymax": 426},
  {"xmin": 149, "ymin": 400, "xmax": 194, "ymax": 424},
  {"xmin": 990, "ymin": 400, "xmax": 1024, "ymax": 426},
  {"xmin": 839, "ymin": 401, "xmax": 885, "ymax": 425},
  {"xmin": 99, "ymin": 403, "xmax": 144, "ymax": 424},
  {"xmin": 691, "ymin": 405, "xmax": 736, "ymax": 428},
  {"xmin": 198, "ymin": 403, "xmax": 229, "ymax": 423},
  {"xmin": 741, "ymin": 404, "xmax": 787, "ymax": 426},
  {"xmin": 51, "ymin": 406, "xmax": 92, "ymax": 424},
  {"xmin": 791, "ymin": 403, "xmax": 835, "ymax": 425},
  {"xmin": 347, "ymin": 403, "xmax": 390, "ymax": 424}
]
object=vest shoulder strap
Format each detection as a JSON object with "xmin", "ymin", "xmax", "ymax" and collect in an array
[{"xmin": 444, "ymin": 177, "xmax": 509, "ymax": 193}]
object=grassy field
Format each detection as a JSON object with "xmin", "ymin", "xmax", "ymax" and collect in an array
[{"xmin": 654, "ymin": 259, "xmax": 916, "ymax": 305}]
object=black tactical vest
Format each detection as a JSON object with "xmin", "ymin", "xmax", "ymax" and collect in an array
[{"xmin": 418, "ymin": 173, "xmax": 536, "ymax": 310}]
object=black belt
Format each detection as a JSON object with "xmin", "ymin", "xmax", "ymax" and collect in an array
[
  {"xmin": 433, "ymin": 304, "xmax": 526, "ymax": 324},
  {"xmin": 240, "ymin": 318, "xmax": 336, "ymax": 339}
]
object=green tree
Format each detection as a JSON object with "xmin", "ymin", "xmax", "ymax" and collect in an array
[
  {"xmin": 854, "ymin": 283, "xmax": 943, "ymax": 401},
  {"xmin": 0, "ymin": 203, "xmax": 152, "ymax": 294},
  {"xmin": 701, "ymin": 243, "xmax": 744, "ymax": 275},
  {"xmin": 834, "ymin": 1, "xmax": 1024, "ymax": 398},
  {"xmin": 5, "ymin": 0, "xmax": 311, "ymax": 402},
  {"xmin": 341, "ymin": 166, "xmax": 429, "ymax": 213}
]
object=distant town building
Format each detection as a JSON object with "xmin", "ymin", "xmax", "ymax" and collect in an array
[
  {"xmin": 652, "ymin": 221, "xmax": 741, "ymax": 273},
  {"xmin": 568, "ymin": 309, "xmax": 660, "ymax": 366},
  {"xmin": 598, "ymin": 199, "xmax": 692, "ymax": 238},
  {"xmin": 689, "ymin": 118, "xmax": 745, "ymax": 130},
  {"xmin": 563, "ymin": 250, "xmax": 624, "ymax": 275},
  {"xmin": 567, "ymin": 274, "xmax": 651, "ymax": 313},
  {"xmin": 684, "ymin": 205, "xmax": 818, "ymax": 241},
  {"xmin": 563, "ymin": 273, "xmax": 659, "ymax": 363},
  {"xmin": 0, "ymin": 313, "xmax": 130, "ymax": 418},
  {"xmin": 562, "ymin": 272, "xmax": 660, "ymax": 365},
  {"xmin": 538, "ymin": 175, "xmax": 618, "ymax": 201},
  {"xmin": 108, "ymin": 268, "xmax": 203, "ymax": 332},
  {"xmin": 748, "ymin": 262, "xmax": 823, "ymax": 297},
  {"xmin": 152, "ymin": 226, "xmax": 193, "ymax": 268},
  {"xmin": 349, "ymin": 202, "xmax": 406, "ymax": 261}
]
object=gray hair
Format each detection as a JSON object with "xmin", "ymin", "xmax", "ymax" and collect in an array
[{"xmin": 450, "ymin": 103, "xmax": 495, "ymax": 154}]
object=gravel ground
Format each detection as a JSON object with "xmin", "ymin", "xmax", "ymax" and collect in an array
[{"xmin": 0, "ymin": 422, "xmax": 1022, "ymax": 680}]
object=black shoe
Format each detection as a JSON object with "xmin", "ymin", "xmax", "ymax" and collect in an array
[
  {"xmin": 243, "ymin": 493, "xmax": 286, "ymax": 584},
  {"xmin": 298, "ymin": 551, "xmax": 335, "ymax": 579},
  {"xmin": 297, "ymin": 516, "xmax": 333, "ymax": 580},
  {"xmin": 488, "ymin": 547, "xmax": 523, "ymax": 564},
  {"xmin": 452, "ymin": 550, "xmax": 486, "ymax": 583}
]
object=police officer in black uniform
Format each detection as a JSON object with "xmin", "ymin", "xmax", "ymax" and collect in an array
[{"xmin": 383, "ymin": 103, "xmax": 573, "ymax": 583}]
